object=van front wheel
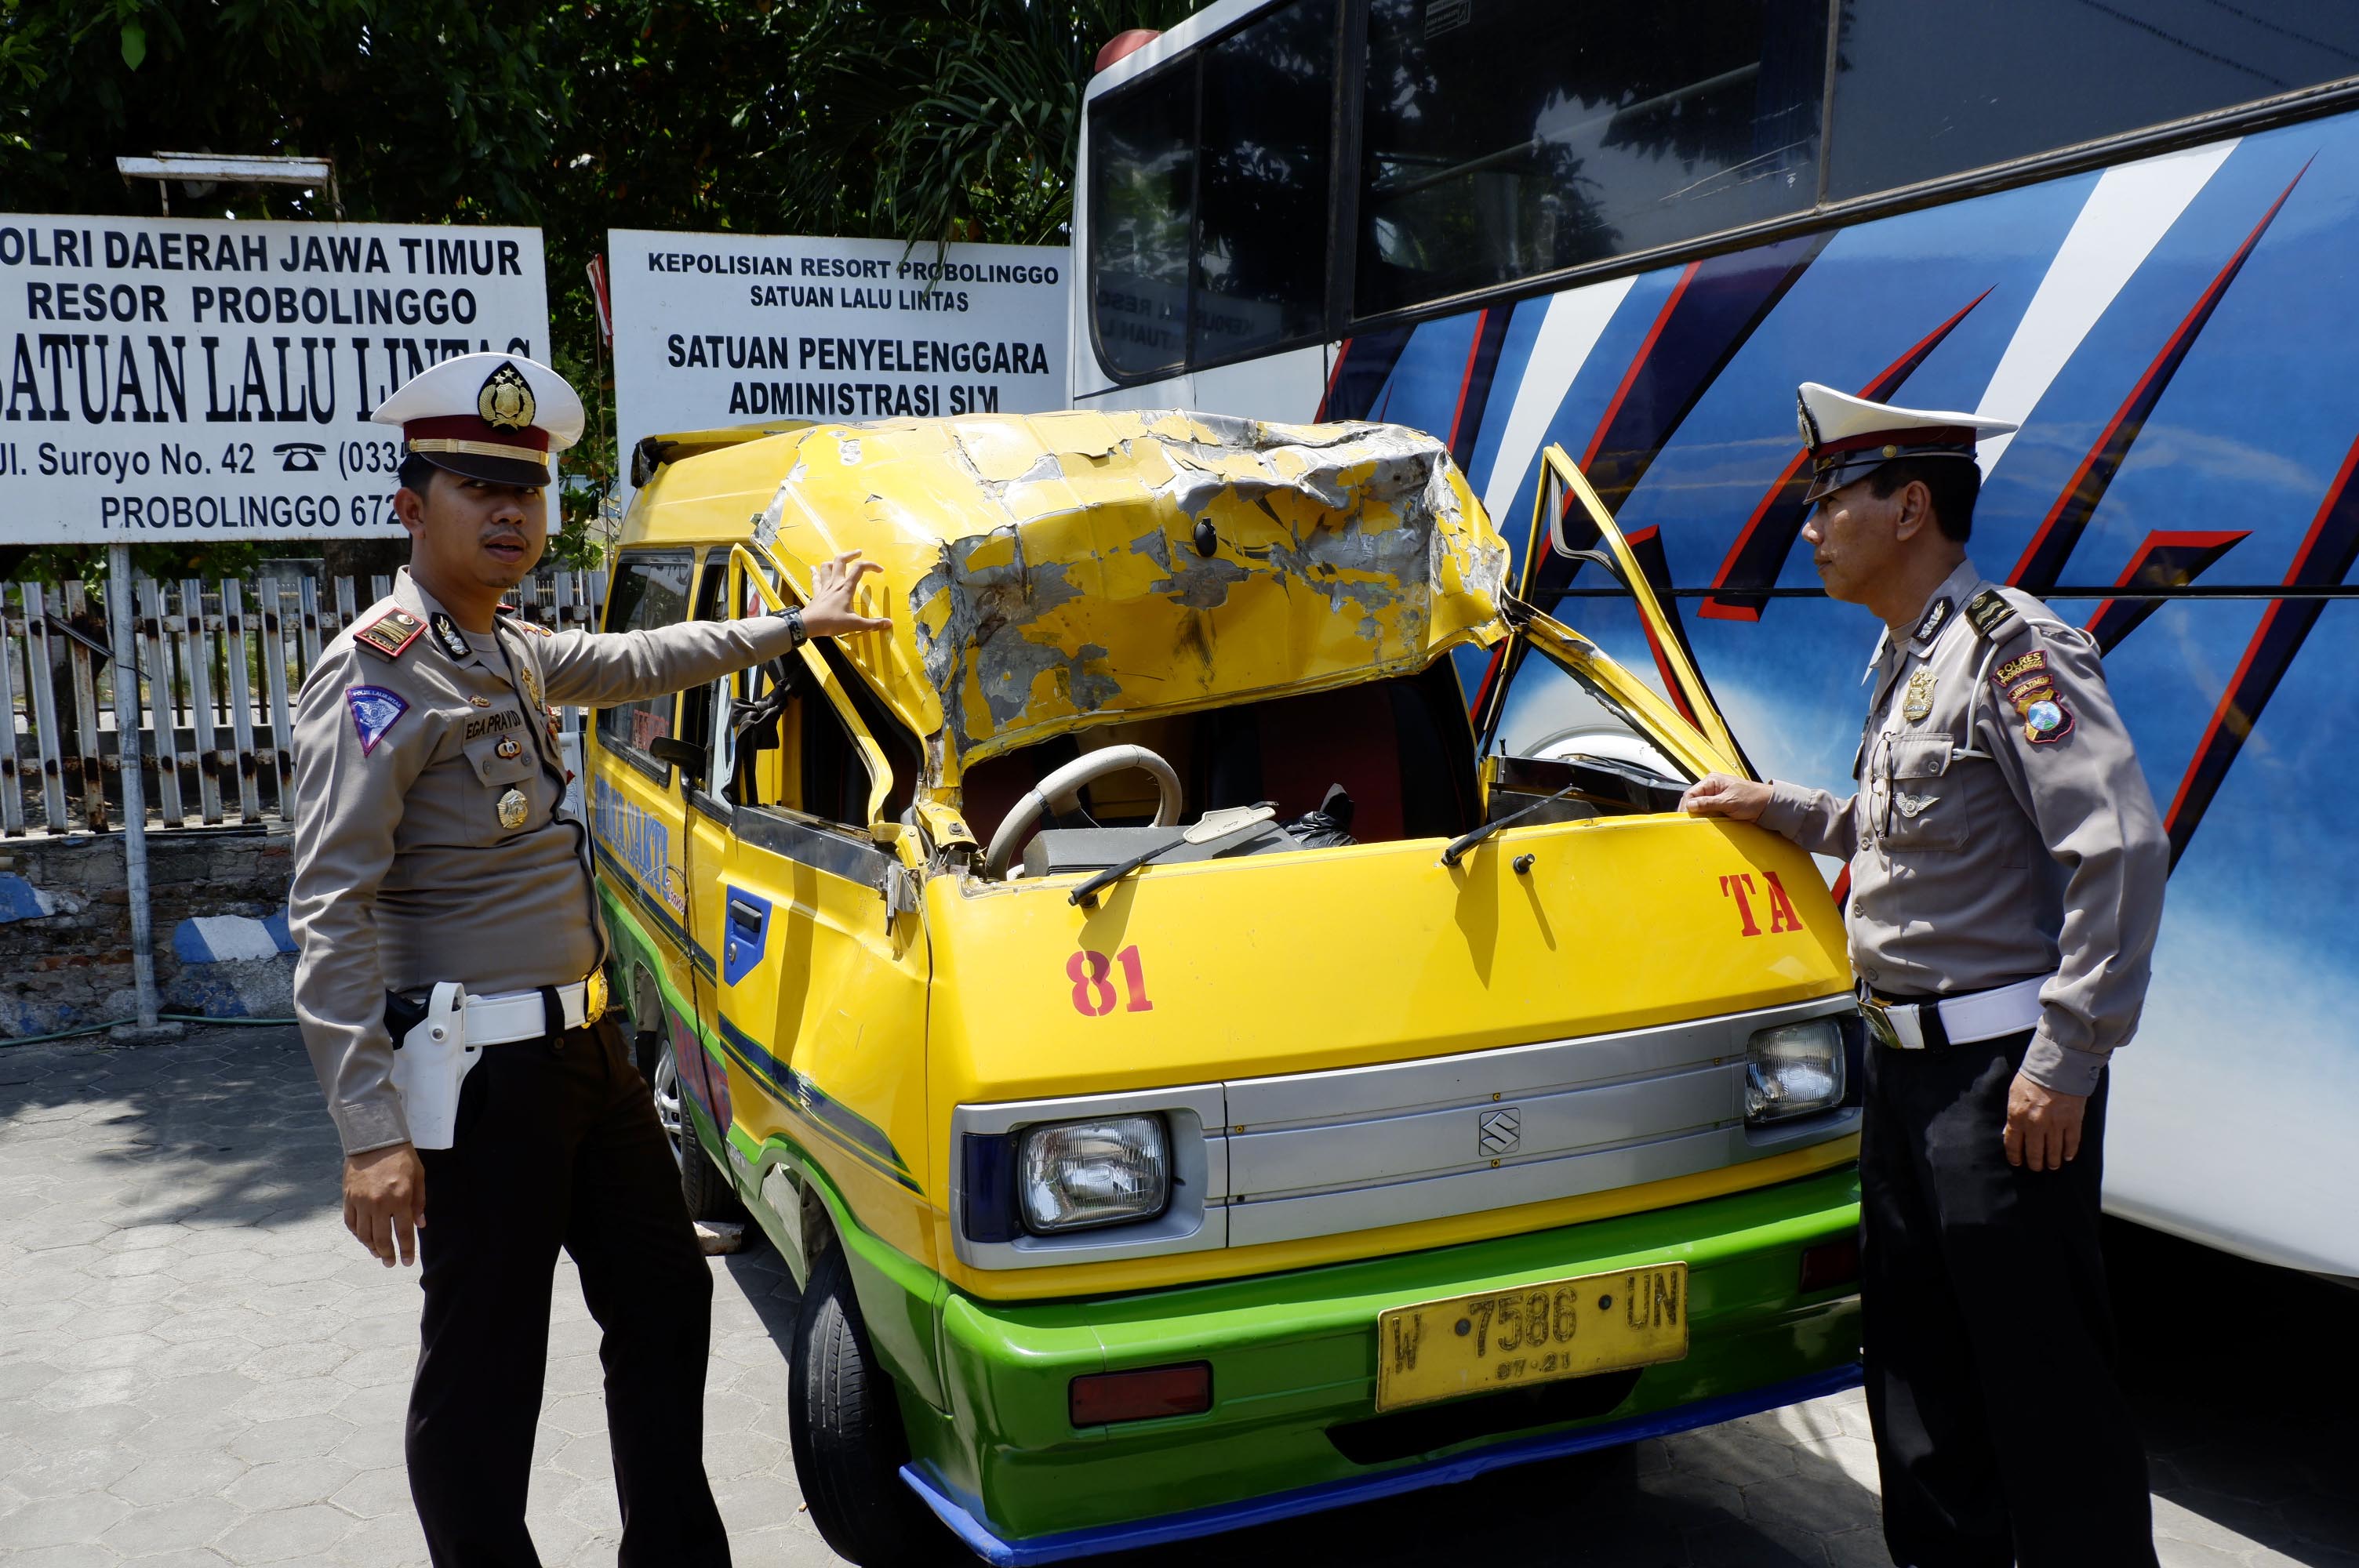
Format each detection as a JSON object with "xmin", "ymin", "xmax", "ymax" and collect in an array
[{"xmin": 790, "ymin": 1246, "xmax": 962, "ymax": 1566}]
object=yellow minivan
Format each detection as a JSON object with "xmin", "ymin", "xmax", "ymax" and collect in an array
[{"xmin": 588, "ymin": 411, "xmax": 1863, "ymax": 1566}]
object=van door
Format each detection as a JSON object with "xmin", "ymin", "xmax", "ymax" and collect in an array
[
  {"xmin": 588, "ymin": 550, "xmax": 703, "ymax": 1076},
  {"xmin": 1480, "ymin": 445, "xmax": 1752, "ymax": 780},
  {"xmin": 681, "ymin": 545, "xmax": 934, "ymax": 1234}
]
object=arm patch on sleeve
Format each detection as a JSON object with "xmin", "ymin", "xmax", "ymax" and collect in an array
[{"xmin": 346, "ymin": 685, "xmax": 409, "ymax": 754}]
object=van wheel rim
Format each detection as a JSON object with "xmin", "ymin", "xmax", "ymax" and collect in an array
[{"xmin": 651, "ymin": 1045, "xmax": 686, "ymax": 1170}]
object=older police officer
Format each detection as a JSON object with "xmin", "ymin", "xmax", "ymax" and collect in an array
[
  {"xmin": 1681, "ymin": 384, "xmax": 2167, "ymax": 1567},
  {"xmin": 289, "ymin": 352, "xmax": 887, "ymax": 1566}
]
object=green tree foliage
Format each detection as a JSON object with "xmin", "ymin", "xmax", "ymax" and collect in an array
[{"xmin": 0, "ymin": 0, "xmax": 1194, "ymax": 578}]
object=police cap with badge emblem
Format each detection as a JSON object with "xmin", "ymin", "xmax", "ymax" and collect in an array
[
  {"xmin": 371, "ymin": 351, "xmax": 585, "ymax": 488},
  {"xmin": 1797, "ymin": 382, "xmax": 2017, "ymax": 504}
]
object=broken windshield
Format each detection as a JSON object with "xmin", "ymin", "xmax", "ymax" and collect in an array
[{"xmin": 1485, "ymin": 638, "xmax": 1688, "ymax": 784}]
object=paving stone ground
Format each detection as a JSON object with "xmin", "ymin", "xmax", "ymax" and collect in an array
[{"xmin": 2, "ymin": 1026, "xmax": 2353, "ymax": 1567}]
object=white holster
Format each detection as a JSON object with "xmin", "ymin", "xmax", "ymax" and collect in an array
[{"xmin": 391, "ymin": 982, "xmax": 479, "ymax": 1150}]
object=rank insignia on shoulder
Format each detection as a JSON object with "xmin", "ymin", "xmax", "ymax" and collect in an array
[
  {"xmin": 429, "ymin": 612, "xmax": 470, "ymax": 660},
  {"xmin": 346, "ymin": 685, "xmax": 408, "ymax": 755},
  {"xmin": 496, "ymin": 603, "xmax": 554, "ymax": 636},
  {"xmin": 1965, "ymin": 589, "xmax": 2020, "ymax": 643},
  {"xmin": 1911, "ymin": 597, "xmax": 1951, "ymax": 644},
  {"xmin": 353, "ymin": 608, "xmax": 424, "ymax": 661}
]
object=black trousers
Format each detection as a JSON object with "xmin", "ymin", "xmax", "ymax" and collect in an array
[
  {"xmin": 409, "ymin": 1017, "xmax": 730, "ymax": 1567},
  {"xmin": 1861, "ymin": 1028, "xmax": 2156, "ymax": 1568}
]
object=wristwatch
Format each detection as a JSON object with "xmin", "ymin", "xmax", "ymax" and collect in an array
[{"xmin": 778, "ymin": 605, "xmax": 808, "ymax": 648}]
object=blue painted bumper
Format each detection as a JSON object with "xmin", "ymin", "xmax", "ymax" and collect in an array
[{"xmin": 900, "ymin": 1361, "xmax": 1866, "ymax": 1566}]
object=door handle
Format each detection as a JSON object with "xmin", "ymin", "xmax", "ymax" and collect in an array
[{"xmin": 726, "ymin": 897, "xmax": 765, "ymax": 936}]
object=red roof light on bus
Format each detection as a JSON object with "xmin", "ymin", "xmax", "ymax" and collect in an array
[{"xmin": 1095, "ymin": 29, "xmax": 1161, "ymax": 74}]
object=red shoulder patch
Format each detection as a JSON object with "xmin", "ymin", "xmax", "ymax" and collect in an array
[{"xmin": 353, "ymin": 608, "xmax": 424, "ymax": 662}]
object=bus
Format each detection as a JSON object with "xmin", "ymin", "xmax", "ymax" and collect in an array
[{"xmin": 1069, "ymin": 0, "xmax": 2359, "ymax": 1281}]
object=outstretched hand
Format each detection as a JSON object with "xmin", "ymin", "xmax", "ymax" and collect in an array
[
  {"xmin": 802, "ymin": 551, "xmax": 892, "ymax": 639},
  {"xmin": 1681, "ymin": 772, "xmax": 1772, "ymax": 822}
]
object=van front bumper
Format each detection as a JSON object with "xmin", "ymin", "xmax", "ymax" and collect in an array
[{"xmin": 896, "ymin": 1163, "xmax": 1861, "ymax": 1563}]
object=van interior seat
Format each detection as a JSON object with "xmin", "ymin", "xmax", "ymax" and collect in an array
[
  {"xmin": 1210, "ymin": 684, "xmax": 1405, "ymax": 843},
  {"xmin": 951, "ymin": 664, "xmax": 1477, "ymax": 857}
]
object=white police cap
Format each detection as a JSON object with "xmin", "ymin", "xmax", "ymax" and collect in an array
[
  {"xmin": 1796, "ymin": 382, "xmax": 2017, "ymax": 503},
  {"xmin": 371, "ymin": 351, "xmax": 584, "ymax": 487}
]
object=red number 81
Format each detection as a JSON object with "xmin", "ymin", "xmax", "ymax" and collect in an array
[{"xmin": 1067, "ymin": 947, "xmax": 1153, "ymax": 1017}]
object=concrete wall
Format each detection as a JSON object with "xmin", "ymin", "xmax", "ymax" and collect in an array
[{"xmin": 0, "ymin": 826, "xmax": 295, "ymax": 1037}]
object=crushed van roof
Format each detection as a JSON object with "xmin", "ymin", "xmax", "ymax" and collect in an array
[{"xmin": 626, "ymin": 409, "xmax": 1510, "ymax": 777}]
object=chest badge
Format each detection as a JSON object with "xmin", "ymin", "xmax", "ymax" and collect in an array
[
  {"xmin": 496, "ymin": 788, "xmax": 529, "ymax": 830},
  {"xmin": 494, "ymin": 737, "xmax": 522, "ymax": 760},
  {"xmin": 1902, "ymin": 668, "xmax": 1937, "ymax": 724},
  {"xmin": 1895, "ymin": 792, "xmax": 1938, "ymax": 818},
  {"xmin": 469, "ymin": 695, "xmax": 492, "ymax": 709}
]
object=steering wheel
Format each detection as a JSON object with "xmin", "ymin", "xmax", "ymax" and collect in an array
[{"xmin": 981, "ymin": 744, "xmax": 1183, "ymax": 880}]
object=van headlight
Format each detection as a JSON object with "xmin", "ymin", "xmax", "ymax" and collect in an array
[
  {"xmin": 1746, "ymin": 1020, "xmax": 1845, "ymax": 1123},
  {"xmin": 1020, "ymin": 1116, "xmax": 1169, "ymax": 1232}
]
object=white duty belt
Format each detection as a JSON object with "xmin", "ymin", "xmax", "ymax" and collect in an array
[
  {"xmin": 1859, "ymin": 973, "xmax": 2046, "ymax": 1051},
  {"xmin": 463, "ymin": 978, "xmax": 604, "ymax": 1046}
]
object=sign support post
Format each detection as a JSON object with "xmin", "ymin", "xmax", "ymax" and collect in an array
[{"xmin": 105, "ymin": 544, "xmax": 173, "ymax": 1039}]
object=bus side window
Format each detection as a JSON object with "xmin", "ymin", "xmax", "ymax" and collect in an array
[
  {"xmin": 1827, "ymin": 2, "xmax": 2359, "ymax": 200},
  {"xmin": 1191, "ymin": 0, "xmax": 1336, "ymax": 364},
  {"xmin": 1090, "ymin": 62, "xmax": 1196, "ymax": 377},
  {"xmin": 1354, "ymin": 0, "xmax": 1827, "ymax": 318}
]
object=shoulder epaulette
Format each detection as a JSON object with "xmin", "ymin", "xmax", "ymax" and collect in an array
[
  {"xmin": 494, "ymin": 604, "xmax": 554, "ymax": 637},
  {"xmin": 1965, "ymin": 588, "xmax": 2024, "ymax": 645},
  {"xmin": 352, "ymin": 607, "xmax": 425, "ymax": 662}
]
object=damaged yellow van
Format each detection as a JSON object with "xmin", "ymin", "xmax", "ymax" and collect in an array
[{"xmin": 588, "ymin": 412, "xmax": 1863, "ymax": 1566}]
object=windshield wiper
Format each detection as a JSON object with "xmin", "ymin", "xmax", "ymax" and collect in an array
[
  {"xmin": 1070, "ymin": 803, "xmax": 1277, "ymax": 908},
  {"xmin": 1439, "ymin": 785, "xmax": 1583, "ymax": 869}
]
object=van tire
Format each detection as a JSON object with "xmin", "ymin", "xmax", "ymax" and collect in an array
[
  {"xmin": 791, "ymin": 1246, "xmax": 960, "ymax": 1566},
  {"xmin": 645, "ymin": 1030, "xmax": 743, "ymax": 1223}
]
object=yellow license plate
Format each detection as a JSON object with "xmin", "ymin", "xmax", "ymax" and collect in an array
[{"xmin": 1373, "ymin": 1262, "xmax": 1690, "ymax": 1413}]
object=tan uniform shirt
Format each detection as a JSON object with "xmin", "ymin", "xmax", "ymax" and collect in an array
[
  {"xmin": 1757, "ymin": 558, "xmax": 2168, "ymax": 1095},
  {"xmin": 290, "ymin": 568, "xmax": 801, "ymax": 1154}
]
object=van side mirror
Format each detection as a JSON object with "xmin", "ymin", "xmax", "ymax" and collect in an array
[{"xmin": 649, "ymin": 736, "xmax": 706, "ymax": 783}]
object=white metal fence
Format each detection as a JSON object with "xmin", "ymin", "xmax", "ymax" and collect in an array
[{"xmin": 0, "ymin": 568, "xmax": 605, "ymax": 837}]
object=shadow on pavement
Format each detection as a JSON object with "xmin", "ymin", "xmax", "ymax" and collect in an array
[
  {"xmin": 2110, "ymin": 1219, "xmax": 2359, "ymax": 1567},
  {"xmin": 0, "ymin": 1026, "xmax": 343, "ymax": 1236}
]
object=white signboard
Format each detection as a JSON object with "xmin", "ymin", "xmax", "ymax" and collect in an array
[
  {"xmin": 608, "ymin": 230, "xmax": 1067, "ymax": 464},
  {"xmin": 0, "ymin": 215, "xmax": 548, "ymax": 542}
]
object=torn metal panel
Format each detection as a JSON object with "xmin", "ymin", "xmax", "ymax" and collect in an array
[
  {"xmin": 904, "ymin": 412, "xmax": 1508, "ymax": 768},
  {"xmin": 636, "ymin": 410, "xmax": 1509, "ymax": 784}
]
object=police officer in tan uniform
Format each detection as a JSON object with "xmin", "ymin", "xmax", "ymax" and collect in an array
[
  {"xmin": 1683, "ymin": 385, "xmax": 2168, "ymax": 1567},
  {"xmin": 289, "ymin": 352, "xmax": 887, "ymax": 1566}
]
